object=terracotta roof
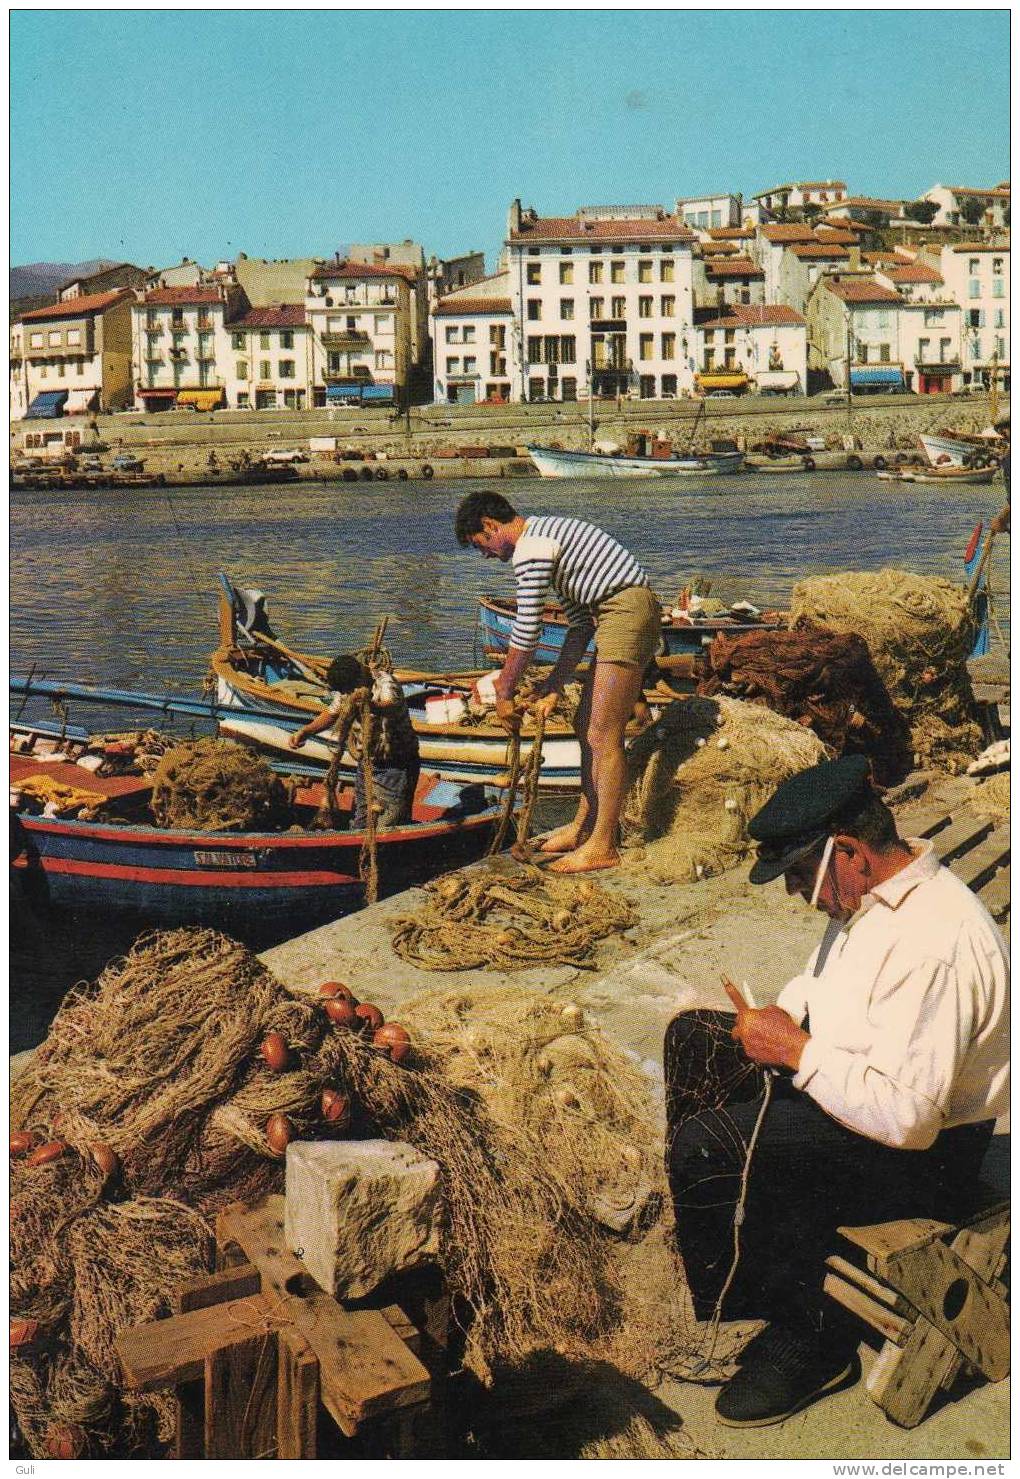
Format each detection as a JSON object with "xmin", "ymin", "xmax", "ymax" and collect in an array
[
  {"xmin": 434, "ymin": 296, "xmax": 511, "ymax": 317},
  {"xmin": 825, "ymin": 278, "xmax": 903, "ymax": 304},
  {"xmin": 789, "ymin": 244, "xmax": 851, "ymax": 259},
  {"xmin": 510, "ymin": 214, "xmax": 695, "ymax": 244},
  {"xmin": 833, "ymin": 196, "xmax": 905, "ymax": 212},
  {"xmin": 699, "ymin": 241, "xmax": 740, "ymax": 255},
  {"xmin": 697, "ymin": 304, "xmax": 806, "ymax": 329},
  {"xmin": 707, "ymin": 226, "xmax": 755, "ymax": 240},
  {"xmin": 310, "ymin": 260, "xmax": 414, "ymax": 282},
  {"xmin": 881, "ymin": 263, "xmax": 943, "ymax": 285},
  {"xmin": 947, "ymin": 186, "xmax": 1010, "ymax": 198},
  {"xmin": 228, "ymin": 305, "xmax": 306, "ymax": 328},
  {"xmin": 950, "ymin": 242, "xmax": 1010, "ymax": 253},
  {"xmin": 760, "ymin": 224, "xmax": 818, "ymax": 243},
  {"xmin": 21, "ymin": 288, "xmax": 135, "ymax": 321},
  {"xmin": 813, "ymin": 228, "xmax": 860, "ymax": 244},
  {"xmin": 144, "ymin": 286, "xmax": 225, "ymax": 305},
  {"xmin": 704, "ymin": 256, "xmax": 764, "ymax": 278},
  {"xmin": 754, "ymin": 181, "xmax": 846, "ymax": 198},
  {"xmin": 819, "ymin": 216, "xmax": 870, "ymax": 233},
  {"xmin": 863, "ymin": 250, "xmax": 912, "ymax": 265}
]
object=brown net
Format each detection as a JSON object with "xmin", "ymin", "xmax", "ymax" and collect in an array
[
  {"xmin": 967, "ymin": 771, "xmax": 1011, "ymax": 823},
  {"xmin": 622, "ymin": 696, "xmax": 829, "ymax": 883},
  {"xmin": 149, "ymin": 736, "xmax": 292, "ymax": 831},
  {"xmin": 790, "ymin": 569, "xmax": 983, "ymax": 773}
]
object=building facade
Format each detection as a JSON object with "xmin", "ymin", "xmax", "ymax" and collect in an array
[
  {"xmin": 939, "ymin": 244, "xmax": 1010, "ymax": 389},
  {"xmin": 749, "ymin": 179, "xmax": 847, "ymax": 223},
  {"xmin": 694, "ymin": 303, "xmax": 807, "ymax": 395},
  {"xmin": 506, "ymin": 200, "xmax": 698, "ymax": 401},
  {"xmin": 305, "ymin": 260, "xmax": 413, "ymax": 407},
  {"xmin": 18, "ymin": 289, "xmax": 136, "ymax": 416},
  {"xmin": 807, "ymin": 276, "xmax": 906, "ymax": 392},
  {"xmin": 676, "ymin": 193, "xmax": 743, "ymax": 230},
  {"xmin": 224, "ymin": 305, "xmax": 311, "ymax": 410},
  {"xmin": 923, "ymin": 185, "xmax": 1010, "ymax": 230},
  {"xmin": 694, "ymin": 254, "xmax": 765, "ymax": 310},
  {"xmin": 431, "ymin": 273, "xmax": 513, "ymax": 405},
  {"xmin": 875, "ymin": 262, "xmax": 962, "ymax": 393},
  {"xmin": 132, "ymin": 285, "xmax": 242, "ymax": 411}
]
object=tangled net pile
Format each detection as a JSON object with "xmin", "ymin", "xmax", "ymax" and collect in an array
[
  {"xmin": 968, "ymin": 771, "xmax": 1011, "ymax": 823},
  {"xmin": 623, "ymin": 696, "xmax": 828, "ymax": 883},
  {"xmin": 391, "ymin": 864, "xmax": 637, "ymax": 971},
  {"xmin": 150, "ymin": 737, "xmax": 292, "ymax": 831},
  {"xmin": 790, "ymin": 569, "xmax": 983, "ymax": 773},
  {"xmin": 11, "ymin": 928, "xmax": 687, "ymax": 1457},
  {"xmin": 697, "ymin": 627, "xmax": 913, "ymax": 786}
]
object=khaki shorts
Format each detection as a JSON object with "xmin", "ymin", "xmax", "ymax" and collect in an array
[{"xmin": 592, "ymin": 584, "xmax": 662, "ymax": 668}]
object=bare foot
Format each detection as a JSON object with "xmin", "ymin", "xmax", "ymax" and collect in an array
[
  {"xmin": 546, "ymin": 844, "xmax": 620, "ymax": 874},
  {"xmin": 537, "ymin": 823, "xmax": 587, "ymax": 855}
]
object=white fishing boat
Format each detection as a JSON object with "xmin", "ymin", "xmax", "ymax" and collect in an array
[
  {"xmin": 526, "ymin": 443, "xmax": 744, "ymax": 479},
  {"xmin": 919, "ymin": 431, "xmax": 1003, "ymax": 469}
]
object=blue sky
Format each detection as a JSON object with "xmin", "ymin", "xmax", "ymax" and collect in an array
[{"xmin": 10, "ymin": 9, "xmax": 1010, "ymax": 269}]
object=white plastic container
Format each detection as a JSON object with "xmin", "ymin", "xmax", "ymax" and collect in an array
[{"xmin": 425, "ymin": 693, "xmax": 468, "ymax": 725}]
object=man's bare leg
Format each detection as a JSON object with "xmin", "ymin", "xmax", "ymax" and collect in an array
[
  {"xmin": 538, "ymin": 664, "xmax": 596, "ymax": 853},
  {"xmin": 547, "ymin": 659, "xmax": 644, "ymax": 873}
]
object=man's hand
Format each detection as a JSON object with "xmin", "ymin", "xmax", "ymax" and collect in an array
[
  {"xmin": 288, "ymin": 731, "xmax": 305, "ymax": 750},
  {"xmin": 722, "ymin": 978, "xmax": 808, "ymax": 1072},
  {"xmin": 530, "ymin": 690, "xmax": 559, "ymax": 721},
  {"xmin": 495, "ymin": 695, "xmax": 522, "ymax": 732}
]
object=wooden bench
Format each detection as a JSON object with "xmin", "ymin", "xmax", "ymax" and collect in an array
[
  {"xmin": 823, "ymin": 1188, "xmax": 1009, "ymax": 1428},
  {"xmin": 115, "ymin": 1196, "xmax": 448, "ymax": 1459}
]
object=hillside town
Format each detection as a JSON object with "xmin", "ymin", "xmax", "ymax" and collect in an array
[{"xmin": 10, "ymin": 179, "xmax": 1010, "ymax": 423}]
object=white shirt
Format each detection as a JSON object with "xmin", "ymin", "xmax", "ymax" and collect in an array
[{"xmin": 777, "ymin": 841, "xmax": 1010, "ymax": 1150}]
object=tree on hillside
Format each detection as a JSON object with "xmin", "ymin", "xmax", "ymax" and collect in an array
[
  {"xmin": 802, "ymin": 202, "xmax": 822, "ymax": 220},
  {"xmin": 906, "ymin": 200, "xmax": 938, "ymax": 225},
  {"xmin": 960, "ymin": 197, "xmax": 987, "ymax": 226}
]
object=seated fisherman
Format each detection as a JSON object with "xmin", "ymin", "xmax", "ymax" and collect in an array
[
  {"xmin": 665, "ymin": 755, "xmax": 1009, "ymax": 1427},
  {"xmin": 289, "ymin": 655, "xmax": 420, "ymax": 828}
]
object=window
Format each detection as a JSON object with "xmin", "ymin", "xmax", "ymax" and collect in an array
[
  {"xmin": 445, "ymin": 326, "xmax": 459, "ymax": 343},
  {"xmin": 996, "ymin": 336, "xmax": 1006, "ymax": 359},
  {"xmin": 611, "ymin": 261, "xmax": 625, "ymax": 284},
  {"xmin": 661, "ymin": 332, "xmax": 676, "ymax": 360},
  {"xmin": 260, "ymin": 332, "xmax": 271, "ymax": 350},
  {"xmin": 376, "ymin": 315, "xmax": 392, "ymax": 332},
  {"xmin": 146, "ymin": 311, "xmax": 158, "ymax": 328},
  {"xmin": 463, "ymin": 356, "xmax": 477, "ymax": 372},
  {"xmin": 724, "ymin": 329, "xmax": 735, "ymax": 343},
  {"xmin": 236, "ymin": 361, "xmax": 248, "ymax": 380},
  {"xmin": 527, "ymin": 336, "xmax": 542, "ymax": 361},
  {"xmin": 560, "ymin": 377, "xmax": 577, "ymax": 401},
  {"xmin": 447, "ymin": 356, "xmax": 460, "ymax": 373},
  {"xmin": 922, "ymin": 309, "xmax": 944, "ymax": 327},
  {"xmin": 280, "ymin": 330, "xmax": 294, "ymax": 349},
  {"xmin": 660, "ymin": 295, "xmax": 675, "ymax": 318},
  {"xmin": 560, "ymin": 299, "xmax": 575, "ymax": 320},
  {"xmin": 527, "ymin": 299, "xmax": 541, "ymax": 321},
  {"xmin": 968, "ymin": 258, "xmax": 980, "ymax": 274},
  {"xmin": 75, "ymin": 361, "xmax": 84, "ymax": 376},
  {"xmin": 66, "ymin": 330, "xmax": 81, "ymax": 347},
  {"xmin": 638, "ymin": 296, "xmax": 653, "ymax": 318},
  {"xmin": 589, "ymin": 261, "xmax": 604, "ymax": 284},
  {"xmin": 462, "ymin": 325, "xmax": 476, "ymax": 342},
  {"xmin": 639, "ymin": 333, "xmax": 654, "ymax": 361},
  {"xmin": 237, "ymin": 391, "xmax": 249, "ymax": 409},
  {"xmin": 559, "ymin": 262, "xmax": 573, "ymax": 285},
  {"xmin": 489, "ymin": 352, "xmax": 507, "ymax": 375},
  {"xmin": 527, "ymin": 263, "xmax": 542, "ymax": 285},
  {"xmin": 560, "ymin": 246, "xmax": 573, "ymax": 255},
  {"xmin": 992, "ymin": 279, "xmax": 1004, "ymax": 298},
  {"xmin": 528, "ymin": 376, "xmax": 545, "ymax": 400},
  {"xmin": 993, "ymin": 257, "xmax": 1004, "ymax": 275},
  {"xmin": 279, "ymin": 360, "xmax": 295, "ymax": 378},
  {"xmin": 490, "ymin": 324, "xmax": 506, "ymax": 348},
  {"xmin": 639, "ymin": 375, "xmax": 656, "ymax": 398},
  {"xmin": 172, "ymin": 314, "xmax": 185, "ymax": 329},
  {"xmin": 969, "ymin": 280, "xmax": 981, "ymax": 299},
  {"xmin": 967, "ymin": 308, "xmax": 984, "ymax": 328},
  {"xmin": 660, "ymin": 259, "xmax": 674, "ymax": 282},
  {"xmin": 260, "ymin": 359, "xmax": 272, "ymax": 379},
  {"xmin": 711, "ymin": 210, "xmax": 722, "ymax": 228},
  {"xmin": 38, "ymin": 363, "xmax": 47, "ymax": 378},
  {"xmin": 560, "ymin": 335, "xmax": 576, "ymax": 364},
  {"xmin": 918, "ymin": 338, "xmax": 930, "ymax": 361},
  {"xmin": 879, "ymin": 344, "xmax": 890, "ymax": 363},
  {"xmin": 544, "ymin": 335, "xmax": 561, "ymax": 364},
  {"xmin": 30, "ymin": 332, "xmax": 43, "ymax": 347},
  {"xmin": 638, "ymin": 260, "xmax": 653, "ymax": 283},
  {"xmin": 609, "ymin": 296, "xmax": 624, "ymax": 319},
  {"xmin": 662, "ymin": 373, "xmax": 677, "ymax": 397},
  {"xmin": 345, "ymin": 317, "xmax": 358, "ymax": 330},
  {"xmin": 232, "ymin": 332, "xmax": 246, "ymax": 350},
  {"xmin": 589, "ymin": 297, "xmax": 604, "ymax": 319},
  {"xmin": 876, "ymin": 311, "xmax": 890, "ymax": 330},
  {"xmin": 994, "ymin": 309, "xmax": 1005, "ymax": 328},
  {"xmin": 48, "ymin": 330, "xmax": 61, "ymax": 346},
  {"xmin": 971, "ymin": 337, "xmax": 982, "ymax": 359}
]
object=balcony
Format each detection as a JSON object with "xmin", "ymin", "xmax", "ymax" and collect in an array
[
  {"xmin": 322, "ymin": 331, "xmax": 371, "ymax": 350},
  {"xmin": 145, "ymin": 322, "xmax": 164, "ymax": 336},
  {"xmin": 170, "ymin": 321, "xmax": 188, "ymax": 335},
  {"xmin": 168, "ymin": 348, "xmax": 188, "ymax": 361},
  {"xmin": 590, "ymin": 319, "xmax": 627, "ymax": 334},
  {"xmin": 197, "ymin": 318, "xmax": 214, "ymax": 331},
  {"xmin": 915, "ymin": 355, "xmax": 961, "ymax": 371}
]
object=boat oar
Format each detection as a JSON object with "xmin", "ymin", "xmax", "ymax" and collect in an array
[{"xmin": 252, "ymin": 632, "xmax": 330, "ymax": 683}]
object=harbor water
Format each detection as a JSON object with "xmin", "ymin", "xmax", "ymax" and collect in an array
[{"xmin": 10, "ymin": 471, "xmax": 1010, "ymax": 1046}]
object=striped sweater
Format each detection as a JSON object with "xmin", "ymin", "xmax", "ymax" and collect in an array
[{"xmin": 509, "ymin": 515, "xmax": 649, "ymax": 652}]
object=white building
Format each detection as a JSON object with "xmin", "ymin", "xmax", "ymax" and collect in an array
[
  {"xmin": 752, "ymin": 223, "xmax": 819, "ymax": 302},
  {"xmin": 506, "ymin": 200, "xmax": 698, "ymax": 401},
  {"xmin": 875, "ymin": 261, "xmax": 962, "ymax": 394},
  {"xmin": 19, "ymin": 288, "xmax": 137, "ymax": 416},
  {"xmin": 694, "ymin": 304, "xmax": 807, "ymax": 395},
  {"xmin": 939, "ymin": 244, "xmax": 1010, "ymax": 390},
  {"xmin": 223, "ymin": 305, "xmax": 311, "ymax": 411},
  {"xmin": 778, "ymin": 242, "xmax": 853, "ymax": 314},
  {"xmin": 430, "ymin": 272, "xmax": 513, "ymax": 405},
  {"xmin": 305, "ymin": 259, "xmax": 414, "ymax": 408},
  {"xmin": 748, "ymin": 179, "xmax": 847, "ymax": 224},
  {"xmin": 923, "ymin": 185, "xmax": 1010, "ymax": 231},
  {"xmin": 10, "ymin": 321, "xmax": 28, "ymax": 420},
  {"xmin": 676, "ymin": 193, "xmax": 743, "ymax": 230},
  {"xmin": 132, "ymin": 285, "xmax": 241, "ymax": 411}
]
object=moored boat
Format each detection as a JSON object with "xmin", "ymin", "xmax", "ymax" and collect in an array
[
  {"xmin": 918, "ymin": 431, "xmax": 1004, "ymax": 470},
  {"xmin": 526, "ymin": 442, "xmax": 744, "ymax": 478},
  {"xmin": 878, "ymin": 464, "xmax": 999, "ymax": 486}
]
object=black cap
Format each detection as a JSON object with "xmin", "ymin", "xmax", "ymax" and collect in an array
[{"xmin": 748, "ymin": 755, "xmax": 873, "ymax": 884}]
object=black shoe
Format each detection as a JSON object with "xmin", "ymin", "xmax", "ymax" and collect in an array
[{"xmin": 715, "ymin": 1326, "xmax": 860, "ymax": 1428}]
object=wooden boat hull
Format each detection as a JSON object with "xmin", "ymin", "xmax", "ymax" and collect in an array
[
  {"xmin": 526, "ymin": 444, "xmax": 745, "ymax": 478},
  {"xmin": 477, "ymin": 594, "xmax": 784, "ymax": 663},
  {"xmin": 918, "ymin": 433, "xmax": 1001, "ymax": 469},
  {"xmin": 878, "ymin": 467, "xmax": 998, "ymax": 486}
]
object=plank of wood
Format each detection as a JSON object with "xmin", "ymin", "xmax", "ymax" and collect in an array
[
  {"xmin": 952, "ymin": 829, "xmax": 1010, "ymax": 891},
  {"xmin": 823, "ymin": 1272, "xmax": 912, "ymax": 1345},
  {"xmin": 981, "ymin": 866, "xmax": 1011, "ymax": 921},
  {"xmin": 825, "ymin": 1254, "xmax": 914, "ymax": 1318},
  {"xmin": 380, "ymin": 1304, "xmax": 423, "ymax": 1358},
  {"xmin": 880, "ymin": 1238, "xmax": 1010, "ymax": 1380},
  {"xmin": 204, "ymin": 1333, "xmax": 279, "ymax": 1459},
  {"xmin": 216, "ymin": 1200, "xmax": 431, "ymax": 1437},
  {"xmin": 276, "ymin": 1325, "xmax": 319, "ymax": 1460},
  {"xmin": 838, "ymin": 1217, "xmax": 953, "ymax": 1264},
  {"xmin": 116, "ymin": 1293, "xmax": 288, "ymax": 1392},
  {"xmin": 931, "ymin": 815, "xmax": 993, "ymax": 865},
  {"xmin": 172, "ymin": 1263, "xmax": 261, "ymax": 1457},
  {"xmin": 901, "ymin": 809, "xmax": 952, "ymax": 842}
]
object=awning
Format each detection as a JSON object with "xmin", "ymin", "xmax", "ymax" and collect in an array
[
  {"xmin": 64, "ymin": 388, "xmax": 99, "ymax": 412},
  {"xmin": 176, "ymin": 389, "xmax": 223, "ymax": 410},
  {"xmin": 696, "ymin": 372, "xmax": 749, "ymax": 389},
  {"xmin": 326, "ymin": 383, "xmax": 363, "ymax": 402},
  {"xmin": 849, "ymin": 367, "xmax": 904, "ymax": 387},
  {"xmin": 25, "ymin": 390, "xmax": 68, "ymax": 419}
]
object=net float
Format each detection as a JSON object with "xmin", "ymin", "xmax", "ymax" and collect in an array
[
  {"xmin": 554, "ymin": 1088, "xmax": 580, "ymax": 1111},
  {"xmin": 551, "ymin": 910, "xmax": 573, "ymax": 931},
  {"xmin": 321, "ymin": 1088, "xmax": 351, "ymax": 1124},
  {"xmin": 354, "ymin": 1003, "xmax": 384, "ymax": 1033},
  {"xmin": 27, "ymin": 1140, "xmax": 68, "ymax": 1167},
  {"xmin": 560, "ymin": 1003, "xmax": 584, "ymax": 1028},
  {"xmin": 9, "ymin": 1131, "xmax": 35, "ymax": 1156},
  {"xmin": 10, "ymin": 1318, "xmax": 39, "ymax": 1349},
  {"xmin": 260, "ymin": 1032, "xmax": 290, "ymax": 1072},
  {"xmin": 324, "ymin": 997, "xmax": 358, "ymax": 1028},
  {"xmin": 89, "ymin": 1143, "xmax": 120, "ymax": 1178},
  {"xmin": 372, "ymin": 1023, "xmax": 411, "ymax": 1063},
  {"xmin": 45, "ymin": 1425, "xmax": 87, "ymax": 1460},
  {"xmin": 265, "ymin": 1114, "xmax": 293, "ymax": 1156},
  {"xmin": 319, "ymin": 981, "xmax": 357, "ymax": 1004}
]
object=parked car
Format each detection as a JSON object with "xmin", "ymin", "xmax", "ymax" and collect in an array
[
  {"xmin": 822, "ymin": 391, "xmax": 849, "ymax": 406},
  {"xmin": 111, "ymin": 452, "xmax": 145, "ymax": 473},
  {"xmin": 79, "ymin": 455, "xmax": 104, "ymax": 472},
  {"xmin": 263, "ymin": 448, "xmax": 310, "ymax": 464},
  {"xmin": 705, "ymin": 390, "xmax": 738, "ymax": 399}
]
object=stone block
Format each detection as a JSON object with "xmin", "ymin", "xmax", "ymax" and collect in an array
[{"xmin": 285, "ymin": 1139, "xmax": 442, "ymax": 1299}]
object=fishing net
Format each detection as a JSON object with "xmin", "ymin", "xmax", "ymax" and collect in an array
[
  {"xmin": 149, "ymin": 736, "xmax": 292, "ymax": 831},
  {"xmin": 11, "ymin": 927, "xmax": 689, "ymax": 1457},
  {"xmin": 790, "ymin": 569, "xmax": 983, "ymax": 773},
  {"xmin": 622, "ymin": 696, "xmax": 828, "ymax": 883},
  {"xmin": 390, "ymin": 863, "xmax": 637, "ymax": 971},
  {"xmin": 968, "ymin": 772, "xmax": 1011, "ymax": 823},
  {"xmin": 697, "ymin": 627, "xmax": 913, "ymax": 786}
]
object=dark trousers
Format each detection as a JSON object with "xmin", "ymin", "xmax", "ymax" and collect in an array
[
  {"xmin": 665, "ymin": 1010, "xmax": 993, "ymax": 1341},
  {"xmin": 354, "ymin": 762, "xmax": 420, "ymax": 829}
]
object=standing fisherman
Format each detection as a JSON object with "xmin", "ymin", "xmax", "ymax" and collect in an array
[{"xmin": 455, "ymin": 491, "xmax": 660, "ymax": 874}]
